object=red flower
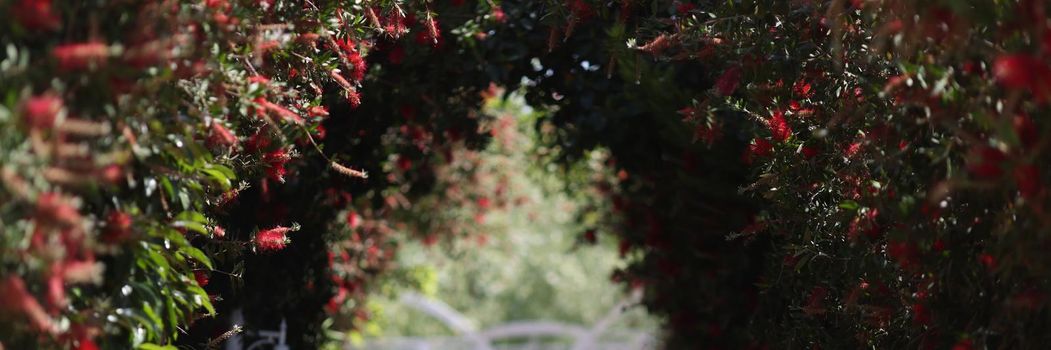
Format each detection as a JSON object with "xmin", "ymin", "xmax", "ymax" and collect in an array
[
  {"xmin": 844, "ymin": 142, "xmax": 863, "ymax": 158},
  {"xmin": 346, "ymin": 211, "xmax": 361, "ymax": 229},
  {"xmin": 347, "ymin": 51, "xmax": 367, "ymax": 82},
  {"xmin": 792, "ymin": 79, "xmax": 814, "ymax": 98},
  {"xmin": 35, "ymin": 193, "xmax": 81, "ymax": 228},
  {"xmin": 491, "ymin": 6, "xmax": 507, "ymax": 23},
  {"xmin": 102, "ymin": 211, "xmax": 133, "ymax": 243},
  {"xmin": 887, "ymin": 240, "xmax": 919, "ymax": 270},
  {"xmin": 307, "ymin": 106, "xmax": 330, "ymax": 118},
  {"xmin": 245, "ymin": 130, "xmax": 272, "ymax": 152},
  {"xmin": 255, "ymin": 98, "xmax": 305, "ymax": 124},
  {"xmin": 801, "ymin": 145, "xmax": 819, "ymax": 159},
  {"xmin": 715, "ymin": 66, "xmax": 742, "ymax": 96},
  {"xmin": 207, "ymin": 123, "xmax": 238, "ymax": 149},
  {"xmin": 46, "ymin": 264, "xmax": 66, "ymax": 312},
  {"xmin": 345, "ymin": 88, "xmax": 361, "ymax": 108},
  {"xmin": 264, "ymin": 149, "xmax": 291, "ymax": 182},
  {"xmin": 255, "ymin": 226, "xmax": 294, "ymax": 252},
  {"xmin": 767, "ymin": 110, "xmax": 792, "ymax": 142},
  {"xmin": 979, "ymin": 253, "xmax": 997, "ymax": 270},
  {"xmin": 676, "ymin": 2, "xmax": 697, "ymax": 15},
  {"xmin": 396, "ymin": 154, "xmax": 413, "ymax": 171},
  {"xmin": 212, "ymin": 226, "xmax": 226, "ymax": 238},
  {"xmin": 194, "ymin": 271, "xmax": 210, "ymax": 287},
  {"xmin": 22, "ymin": 94, "xmax": 63, "ymax": 130},
  {"xmin": 53, "ymin": 42, "xmax": 109, "ymax": 71},
  {"xmin": 0, "ymin": 276, "xmax": 56, "ymax": 333},
  {"xmin": 993, "ymin": 54, "xmax": 1044, "ymax": 90},
  {"xmin": 744, "ymin": 138, "xmax": 774, "ymax": 163},
  {"xmin": 12, "ymin": 0, "xmax": 61, "ymax": 31}
]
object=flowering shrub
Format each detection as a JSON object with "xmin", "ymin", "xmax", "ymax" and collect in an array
[
  {"xmin": 6, "ymin": 0, "xmax": 1051, "ymax": 348},
  {"xmin": 481, "ymin": 0, "xmax": 1051, "ymax": 348},
  {"xmin": 0, "ymin": 0, "xmax": 500, "ymax": 348}
]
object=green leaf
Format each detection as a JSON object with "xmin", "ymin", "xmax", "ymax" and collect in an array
[
  {"xmin": 200, "ymin": 168, "xmax": 232, "ymax": 190},
  {"xmin": 838, "ymin": 200, "xmax": 859, "ymax": 211},
  {"xmin": 138, "ymin": 343, "xmax": 177, "ymax": 350},
  {"xmin": 178, "ymin": 245, "xmax": 213, "ymax": 269}
]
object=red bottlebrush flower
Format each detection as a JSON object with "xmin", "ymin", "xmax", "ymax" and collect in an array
[
  {"xmin": 744, "ymin": 138, "xmax": 774, "ymax": 163},
  {"xmin": 75, "ymin": 336, "xmax": 99, "ymax": 350},
  {"xmin": 1014, "ymin": 164, "xmax": 1042, "ymax": 199},
  {"xmin": 1013, "ymin": 114, "xmax": 1039, "ymax": 150},
  {"xmin": 247, "ymin": 75, "xmax": 270, "ymax": 84},
  {"xmin": 792, "ymin": 79, "xmax": 814, "ymax": 98},
  {"xmin": 325, "ymin": 286, "xmax": 348, "ymax": 314},
  {"xmin": 423, "ymin": 17, "xmax": 442, "ymax": 46},
  {"xmin": 568, "ymin": 0, "xmax": 595, "ymax": 20},
  {"xmin": 966, "ymin": 146, "xmax": 1007, "ymax": 179},
  {"xmin": 255, "ymin": 98, "xmax": 305, "ymax": 124},
  {"xmin": 12, "ymin": 0, "xmax": 61, "ymax": 31},
  {"xmin": 767, "ymin": 110, "xmax": 792, "ymax": 142},
  {"xmin": 211, "ymin": 225, "xmax": 226, "ymax": 238},
  {"xmin": 347, "ymin": 51, "xmax": 367, "ymax": 82},
  {"xmin": 245, "ymin": 130, "xmax": 272, "ymax": 153},
  {"xmin": 254, "ymin": 226, "xmax": 294, "ymax": 252},
  {"xmin": 22, "ymin": 94, "xmax": 63, "ymax": 129},
  {"xmin": 801, "ymin": 145, "xmax": 820, "ymax": 159},
  {"xmin": 96, "ymin": 164, "xmax": 125, "ymax": 185},
  {"xmin": 263, "ymin": 149, "xmax": 291, "ymax": 182},
  {"xmin": 207, "ymin": 122, "xmax": 238, "ymax": 149},
  {"xmin": 346, "ymin": 211, "xmax": 360, "ymax": 229},
  {"xmin": 715, "ymin": 66, "xmax": 742, "ymax": 96},
  {"xmin": 477, "ymin": 197, "xmax": 491, "ymax": 210},
  {"xmin": 979, "ymin": 253, "xmax": 997, "ymax": 270},
  {"xmin": 491, "ymin": 6, "xmax": 507, "ymax": 22},
  {"xmin": 53, "ymin": 42, "xmax": 109, "ymax": 71},
  {"xmin": 345, "ymin": 88, "xmax": 362, "ymax": 108},
  {"xmin": 307, "ymin": 106, "xmax": 329, "ymax": 118},
  {"xmin": 994, "ymin": 54, "xmax": 1044, "ymax": 90},
  {"xmin": 676, "ymin": 2, "xmax": 697, "ymax": 15},
  {"xmin": 638, "ymin": 34, "xmax": 673, "ymax": 55},
  {"xmin": 0, "ymin": 276, "xmax": 56, "ymax": 334},
  {"xmin": 396, "ymin": 154, "xmax": 412, "ymax": 171},
  {"xmin": 194, "ymin": 270, "xmax": 210, "ymax": 287},
  {"xmin": 35, "ymin": 193, "xmax": 81, "ymax": 228},
  {"xmin": 844, "ymin": 142, "xmax": 863, "ymax": 158},
  {"xmin": 887, "ymin": 240, "xmax": 919, "ymax": 270},
  {"xmin": 45, "ymin": 264, "xmax": 66, "ymax": 312},
  {"xmin": 102, "ymin": 211, "xmax": 133, "ymax": 243}
]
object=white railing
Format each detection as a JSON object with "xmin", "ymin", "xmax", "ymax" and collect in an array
[{"xmin": 355, "ymin": 290, "xmax": 656, "ymax": 350}]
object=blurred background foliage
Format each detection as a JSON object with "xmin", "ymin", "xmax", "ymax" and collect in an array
[{"xmin": 363, "ymin": 94, "xmax": 655, "ymax": 339}]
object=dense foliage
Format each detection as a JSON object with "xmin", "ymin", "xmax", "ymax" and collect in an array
[
  {"xmin": 4, "ymin": 0, "xmax": 1051, "ymax": 349},
  {"xmin": 485, "ymin": 0, "xmax": 1051, "ymax": 348},
  {"xmin": 0, "ymin": 0, "xmax": 499, "ymax": 348}
]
